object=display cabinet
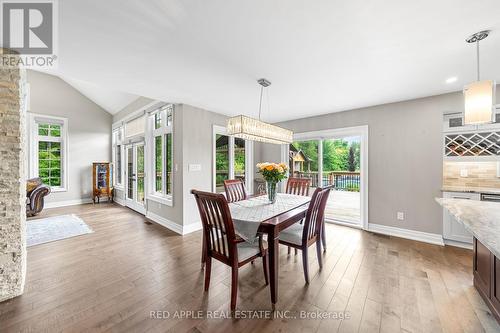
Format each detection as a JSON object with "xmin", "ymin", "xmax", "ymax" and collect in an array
[{"xmin": 92, "ymin": 162, "xmax": 113, "ymax": 203}]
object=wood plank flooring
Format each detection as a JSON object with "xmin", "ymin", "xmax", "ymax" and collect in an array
[{"xmin": 0, "ymin": 203, "xmax": 499, "ymax": 332}]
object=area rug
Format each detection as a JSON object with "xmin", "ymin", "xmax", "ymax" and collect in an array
[{"xmin": 27, "ymin": 214, "xmax": 93, "ymax": 247}]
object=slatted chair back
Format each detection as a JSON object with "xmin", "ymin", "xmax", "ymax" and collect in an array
[
  {"xmin": 302, "ymin": 186, "xmax": 332, "ymax": 244},
  {"xmin": 223, "ymin": 179, "xmax": 248, "ymax": 203},
  {"xmin": 191, "ymin": 190, "xmax": 237, "ymax": 264},
  {"xmin": 286, "ymin": 177, "xmax": 311, "ymax": 196}
]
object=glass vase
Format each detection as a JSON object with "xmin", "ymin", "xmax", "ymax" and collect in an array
[{"xmin": 267, "ymin": 181, "xmax": 277, "ymax": 204}]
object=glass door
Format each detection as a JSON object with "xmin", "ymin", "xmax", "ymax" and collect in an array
[
  {"xmin": 321, "ymin": 136, "xmax": 361, "ymax": 225},
  {"xmin": 288, "ymin": 134, "xmax": 363, "ymax": 228},
  {"xmin": 125, "ymin": 142, "xmax": 146, "ymax": 214}
]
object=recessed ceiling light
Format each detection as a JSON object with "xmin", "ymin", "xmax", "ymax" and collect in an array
[{"xmin": 446, "ymin": 77, "xmax": 458, "ymax": 84}]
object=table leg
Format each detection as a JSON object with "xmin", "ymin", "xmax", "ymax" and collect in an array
[{"xmin": 268, "ymin": 229, "xmax": 279, "ymax": 306}]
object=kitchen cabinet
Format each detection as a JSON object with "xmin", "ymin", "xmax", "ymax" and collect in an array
[
  {"xmin": 442, "ymin": 191, "xmax": 478, "ymax": 245},
  {"xmin": 473, "ymin": 238, "xmax": 500, "ymax": 322}
]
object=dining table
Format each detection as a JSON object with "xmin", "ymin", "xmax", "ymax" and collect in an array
[{"xmin": 228, "ymin": 193, "xmax": 311, "ymax": 306}]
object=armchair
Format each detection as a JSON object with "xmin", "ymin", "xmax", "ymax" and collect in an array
[{"xmin": 26, "ymin": 178, "xmax": 51, "ymax": 217}]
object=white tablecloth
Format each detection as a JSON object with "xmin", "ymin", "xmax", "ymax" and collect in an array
[{"xmin": 229, "ymin": 193, "xmax": 311, "ymax": 242}]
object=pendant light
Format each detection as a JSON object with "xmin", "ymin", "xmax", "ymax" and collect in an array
[
  {"xmin": 463, "ymin": 30, "xmax": 496, "ymax": 125},
  {"xmin": 227, "ymin": 79, "xmax": 293, "ymax": 144}
]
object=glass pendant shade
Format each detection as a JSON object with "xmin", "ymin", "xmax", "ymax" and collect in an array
[
  {"xmin": 227, "ymin": 115, "xmax": 293, "ymax": 144},
  {"xmin": 463, "ymin": 80, "xmax": 495, "ymax": 125}
]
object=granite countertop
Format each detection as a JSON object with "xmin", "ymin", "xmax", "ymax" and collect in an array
[
  {"xmin": 436, "ymin": 198, "xmax": 500, "ymax": 258},
  {"xmin": 441, "ymin": 186, "xmax": 500, "ymax": 195}
]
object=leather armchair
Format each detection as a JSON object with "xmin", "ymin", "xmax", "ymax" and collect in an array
[{"xmin": 26, "ymin": 178, "xmax": 51, "ymax": 217}]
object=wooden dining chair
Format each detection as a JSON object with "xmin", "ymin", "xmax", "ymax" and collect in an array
[
  {"xmin": 223, "ymin": 179, "xmax": 248, "ymax": 203},
  {"xmin": 286, "ymin": 177, "xmax": 310, "ymax": 196},
  {"xmin": 278, "ymin": 186, "xmax": 332, "ymax": 284},
  {"xmin": 285, "ymin": 177, "xmax": 311, "ymax": 255},
  {"xmin": 191, "ymin": 189, "xmax": 269, "ymax": 311}
]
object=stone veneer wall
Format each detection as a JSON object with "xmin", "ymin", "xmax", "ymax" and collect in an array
[
  {"xmin": 443, "ymin": 161, "xmax": 500, "ymax": 189},
  {"xmin": 0, "ymin": 50, "xmax": 27, "ymax": 302}
]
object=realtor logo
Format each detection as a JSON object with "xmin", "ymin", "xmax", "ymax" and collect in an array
[{"xmin": 1, "ymin": 0, "xmax": 55, "ymax": 54}]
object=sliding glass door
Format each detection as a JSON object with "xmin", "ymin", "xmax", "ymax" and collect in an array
[{"xmin": 288, "ymin": 128, "xmax": 366, "ymax": 228}]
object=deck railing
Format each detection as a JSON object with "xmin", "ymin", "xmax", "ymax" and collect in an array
[{"xmin": 292, "ymin": 171, "xmax": 360, "ymax": 191}]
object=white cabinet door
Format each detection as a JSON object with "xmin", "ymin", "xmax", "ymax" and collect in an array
[{"xmin": 442, "ymin": 191, "xmax": 479, "ymax": 244}]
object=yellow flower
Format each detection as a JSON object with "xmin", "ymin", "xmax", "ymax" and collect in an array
[
  {"xmin": 277, "ymin": 166, "xmax": 284, "ymax": 173},
  {"xmin": 266, "ymin": 165, "xmax": 274, "ymax": 171}
]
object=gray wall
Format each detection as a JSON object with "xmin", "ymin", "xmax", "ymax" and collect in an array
[
  {"xmin": 181, "ymin": 104, "xmax": 228, "ymax": 228},
  {"xmin": 258, "ymin": 89, "xmax": 499, "ymax": 235},
  {"xmin": 27, "ymin": 70, "xmax": 112, "ymax": 204}
]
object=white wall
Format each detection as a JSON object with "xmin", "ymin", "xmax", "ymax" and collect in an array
[{"xmin": 27, "ymin": 70, "xmax": 112, "ymax": 205}]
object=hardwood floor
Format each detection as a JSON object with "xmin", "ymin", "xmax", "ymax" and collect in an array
[{"xmin": 1, "ymin": 203, "xmax": 499, "ymax": 332}]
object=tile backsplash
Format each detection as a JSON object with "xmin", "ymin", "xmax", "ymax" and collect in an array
[{"xmin": 443, "ymin": 161, "xmax": 500, "ymax": 188}]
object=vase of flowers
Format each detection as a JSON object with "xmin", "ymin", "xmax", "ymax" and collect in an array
[{"xmin": 256, "ymin": 162, "xmax": 288, "ymax": 204}]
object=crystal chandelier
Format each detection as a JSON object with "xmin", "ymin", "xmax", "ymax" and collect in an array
[
  {"xmin": 227, "ymin": 79, "xmax": 293, "ymax": 144},
  {"xmin": 463, "ymin": 30, "xmax": 496, "ymax": 125}
]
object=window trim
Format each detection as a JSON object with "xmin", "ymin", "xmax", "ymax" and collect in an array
[
  {"xmin": 28, "ymin": 113, "xmax": 69, "ymax": 192},
  {"xmin": 112, "ymin": 127, "xmax": 125, "ymax": 190},
  {"xmin": 146, "ymin": 104, "xmax": 174, "ymax": 206},
  {"xmin": 212, "ymin": 125, "xmax": 253, "ymax": 193}
]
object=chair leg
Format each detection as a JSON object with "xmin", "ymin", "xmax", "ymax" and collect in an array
[
  {"xmin": 204, "ymin": 256, "xmax": 212, "ymax": 291},
  {"xmin": 302, "ymin": 247, "xmax": 309, "ymax": 284},
  {"xmin": 295, "ymin": 248, "xmax": 298, "ymax": 255},
  {"xmin": 287, "ymin": 246, "xmax": 291, "ymax": 255},
  {"xmin": 316, "ymin": 240, "xmax": 323, "ymax": 269},
  {"xmin": 322, "ymin": 221, "xmax": 327, "ymax": 252},
  {"xmin": 263, "ymin": 255, "xmax": 269, "ymax": 285},
  {"xmin": 230, "ymin": 266, "xmax": 239, "ymax": 311},
  {"xmin": 201, "ymin": 232, "xmax": 206, "ymax": 269}
]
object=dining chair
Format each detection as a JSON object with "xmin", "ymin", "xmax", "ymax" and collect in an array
[
  {"xmin": 285, "ymin": 177, "xmax": 311, "ymax": 255},
  {"xmin": 286, "ymin": 177, "xmax": 310, "ymax": 196},
  {"xmin": 191, "ymin": 189, "xmax": 269, "ymax": 311},
  {"xmin": 223, "ymin": 179, "xmax": 248, "ymax": 203},
  {"xmin": 278, "ymin": 186, "xmax": 332, "ymax": 284}
]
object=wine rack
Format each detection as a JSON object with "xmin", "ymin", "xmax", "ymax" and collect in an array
[{"xmin": 444, "ymin": 131, "xmax": 500, "ymax": 157}]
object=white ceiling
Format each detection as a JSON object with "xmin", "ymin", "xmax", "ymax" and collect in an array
[
  {"xmin": 50, "ymin": 0, "xmax": 500, "ymax": 122},
  {"xmin": 60, "ymin": 76, "xmax": 138, "ymax": 114}
]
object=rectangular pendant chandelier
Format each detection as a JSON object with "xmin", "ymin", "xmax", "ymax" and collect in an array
[
  {"xmin": 227, "ymin": 115, "xmax": 293, "ymax": 144},
  {"xmin": 463, "ymin": 80, "xmax": 496, "ymax": 125}
]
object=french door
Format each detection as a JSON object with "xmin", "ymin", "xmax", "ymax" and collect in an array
[{"xmin": 125, "ymin": 142, "xmax": 146, "ymax": 214}]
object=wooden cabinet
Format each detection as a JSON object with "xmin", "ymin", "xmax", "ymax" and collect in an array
[
  {"xmin": 473, "ymin": 238, "xmax": 500, "ymax": 322},
  {"xmin": 442, "ymin": 192, "xmax": 477, "ymax": 245},
  {"xmin": 92, "ymin": 162, "xmax": 113, "ymax": 203}
]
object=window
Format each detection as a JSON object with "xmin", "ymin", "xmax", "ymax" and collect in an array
[
  {"xmin": 112, "ymin": 127, "xmax": 124, "ymax": 187},
  {"xmin": 147, "ymin": 104, "xmax": 174, "ymax": 204},
  {"xmin": 213, "ymin": 126, "xmax": 253, "ymax": 193},
  {"xmin": 29, "ymin": 114, "xmax": 68, "ymax": 191}
]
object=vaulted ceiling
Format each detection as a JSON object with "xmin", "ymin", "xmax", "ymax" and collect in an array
[{"xmin": 50, "ymin": 0, "xmax": 500, "ymax": 120}]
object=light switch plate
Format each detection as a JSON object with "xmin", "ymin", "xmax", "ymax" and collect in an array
[
  {"xmin": 397, "ymin": 212, "xmax": 405, "ymax": 221},
  {"xmin": 189, "ymin": 164, "xmax": 202, "ymax": 172}
]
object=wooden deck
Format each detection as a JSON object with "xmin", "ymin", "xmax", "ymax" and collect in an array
[
  {"xmin": 325, "ymin": 190, "xmax": 361, "ymax": 225},
  {"xmin": 0, "ymin": 203, "xmax": 498, "ymax": 332}
]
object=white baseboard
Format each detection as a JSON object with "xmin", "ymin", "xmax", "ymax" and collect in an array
[
  {"xmin": 45, "ymin": 198, "xmax": 93, "ymax": 209},
  {"xmin": 146, "ymin": 211, "xmax": 183, "ymax": 235},
  {"xmin": 183, "ymin": 221, "xmax": 202, "ymax": 235},
  {"xmin": 443, "ymin": 239, "xmax": 473, "ymax": 250},
  {"xmin": 368, "ymin": 223, "xmax": 444, "ymax": 246},
  {"xmin": 114, "ymin": 196, "xmax": 125, "ymax": 206}
]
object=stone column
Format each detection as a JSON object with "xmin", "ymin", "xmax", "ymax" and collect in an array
[{"xmin": 0, "ymin": 49, "xmax": 27, "ymax": 302}]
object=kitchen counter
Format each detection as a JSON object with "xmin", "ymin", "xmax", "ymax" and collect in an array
[
  {"xmin": 442, "ymin": 186, "xmax": 500, "ymax": 195},
  {"xmin": 436, "ymin": 198, "xmax": 500, "ymax": 258}
]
